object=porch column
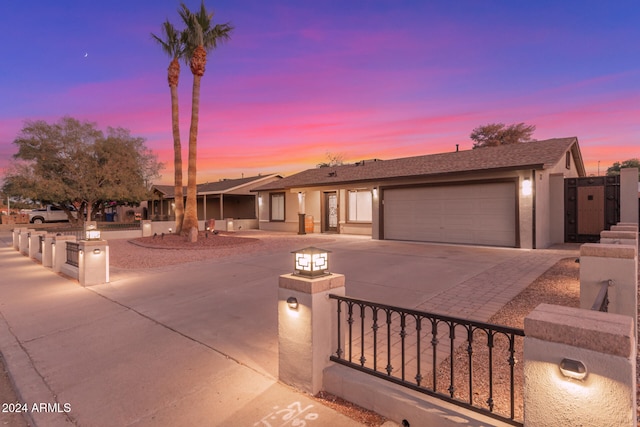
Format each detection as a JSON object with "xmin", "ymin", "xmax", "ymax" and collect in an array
[
  {"xmin": 298, "ymin": 191, "xmax": 306, "ymax": 235},
  {"xmin": 202, "ymin": 194, "xmax": 207, "ymax": 220}
]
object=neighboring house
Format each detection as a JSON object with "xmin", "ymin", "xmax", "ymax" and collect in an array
[
  {"xmin": 253, "ymin": 138, "xmax": 586, "ymax": 249},
  {"xmin": 149, "ymin": 174, "xmax": 281, "ymax": 224}
]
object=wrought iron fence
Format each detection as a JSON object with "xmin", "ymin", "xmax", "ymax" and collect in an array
[
  {"xmin": 329, "ymin": 294, "xmax": 525, "ymax": 426},
  {"xmin": 591, "ymin": 280, "xmax": 612, "ymax": 312},
  {"xmin": 65, "ymin": 242, "xmax": 79, "ymax": 267}
]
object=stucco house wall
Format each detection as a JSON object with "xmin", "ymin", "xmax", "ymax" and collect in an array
[
  {"xmin": 535, "ymin": 152, "xmax": 581, "ymax": 248},
  {"xmin": 254, "ymin": 138, "xmax": 586, "ymax": 249}
]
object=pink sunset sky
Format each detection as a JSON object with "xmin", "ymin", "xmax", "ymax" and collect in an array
[{"xmin": 1, "ymin": 1, "xmax": 638, "ymax": 185}]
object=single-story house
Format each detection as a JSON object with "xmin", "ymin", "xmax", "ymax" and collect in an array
[
  {"xmin": 149, "ymin": 174, "xmax": 281, "ymax": 224},
  {"xmin": 252, "ymin": 137, "xmax": 586, "ymax": 249}
]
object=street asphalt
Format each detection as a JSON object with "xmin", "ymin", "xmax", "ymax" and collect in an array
[{"xmin": 0, "ymin": 231, "xmax": 578, "ymax": 426}]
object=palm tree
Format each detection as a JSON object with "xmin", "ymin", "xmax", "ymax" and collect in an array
[
  {"xmin": 151, "ymin": 21, "xmax": 185, "ymax": 233},
  {"xmin": 179, "ymin": 1, "xmax": 233, "ymax": 242}
]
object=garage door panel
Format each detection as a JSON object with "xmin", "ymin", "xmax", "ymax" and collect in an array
[{"xmin": 384, "ymin": 183, "xmax": 516, "ymax": 247}]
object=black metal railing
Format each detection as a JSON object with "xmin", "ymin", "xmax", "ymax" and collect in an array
[
  {"xmin": 329, "ymin": 294, "xmax": 525, "ymax": 426},
  {"xmin": 65, "ymin": 242, "xmax": 79, "ymax": 267},
  {"xmin": 591, "ymin": 280, "xmax": 612, "ymax": 312}
]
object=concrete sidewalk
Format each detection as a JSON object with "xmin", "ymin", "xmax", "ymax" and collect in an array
[{"xmin": 0, "ymin": 231, "xmax": 578, "ymax": 426}]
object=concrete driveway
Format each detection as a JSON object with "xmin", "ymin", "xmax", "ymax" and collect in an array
[{"xmin": 0, "ymin": 231, "xmax": 577, "ymax": 426}]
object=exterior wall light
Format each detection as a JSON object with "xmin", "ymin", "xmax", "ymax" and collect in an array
[
  {"xmin": 85, "ymin": 223, "xmax": 101, "ymax": 241},
  {"xmin": 522, "ymin": 178, "xmax": 532, "ymax": 196},
  {"xmin": 292, "ymin": 247, "xmax": 331, "ymax": 277},
  {"xmin": 372, "ymin": 187, "xmax": 378, "ymax": 198},
  {"xmin": 560, "ymin": 358, "xmax": 587, "ymax": 380},
  {"xmin": 93, "ymin": 248, "xmax": 101, "ymax": 254},
  {"xmin": 286, "ymin": 296, "xmax": 298, "ymax": 310}
]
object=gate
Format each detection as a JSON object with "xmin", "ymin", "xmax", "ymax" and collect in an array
[{"xmin": 565, "ymin": 175, "xmax": 620, "ymax": 243}]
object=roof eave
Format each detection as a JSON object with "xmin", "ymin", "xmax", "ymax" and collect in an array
[{"xmin": 253, "ymin": 164, "xmax": 547, "ymax": 191}]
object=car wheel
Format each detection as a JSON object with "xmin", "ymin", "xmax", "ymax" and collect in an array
[{"xmin": 32, "ymin": 218, "xmax": 44, "ymax": 224}]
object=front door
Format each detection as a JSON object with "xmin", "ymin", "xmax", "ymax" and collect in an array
[{"xmin": 324, "ymin": 192, "xmax": 338, "ymax": 232}]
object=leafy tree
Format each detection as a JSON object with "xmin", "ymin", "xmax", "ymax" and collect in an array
[
  {"xmin": 606, "ymin": 158, "xmax": 640, "ymax": 179},
  {"xmin": 152, "ymin": 20, "xmax": 186, "ymax": 234},
  {"xmin": 1, "ymin": 117, "xmax": 162, "ymax": 224},
  {"xmin": 178, "ymin": 1, "xmax": 233, "ymax": 242},
  {"xmin": 470, "ymin": 123, "xmax": 536, "ymax": 149}
]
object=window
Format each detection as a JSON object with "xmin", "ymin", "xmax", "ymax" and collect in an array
[
  {"xmin": 348, "ymin": 190, "xmax": 372, "ymax": 222},
  {"xmin": 270, "ymin": 192, "xmax": 285, "ymax": 221},
  {"xmin": 566, "ymin": 152, "xmax": 571, "ymax": 170}
]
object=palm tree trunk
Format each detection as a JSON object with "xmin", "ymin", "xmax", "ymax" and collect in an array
[
  {"xmin": 182, "ymin": 73, "xmax": 202, "ymax": 242},
  {"xmin": 170, "ymin": 84, "xmax": 184, "ymax": 234}
]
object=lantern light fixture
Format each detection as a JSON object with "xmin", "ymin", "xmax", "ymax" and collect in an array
[
  {"xmin": 85, "ymin": 223, "xmax": 101, "ymax": 241},
  {"xmin": 292, "ymin": 247, "xmax": 331, "ymax": 277}
]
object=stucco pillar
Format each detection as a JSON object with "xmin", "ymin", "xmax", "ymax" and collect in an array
[
  {"xmin": 620, "ymin": 168, "xmax": 638, "ymax": 224},
  {"xmin": 12, "ymin": 227, "xmax": 24, "ymax": 250},
  {"xmin": 600, "ymin": 229, "xmax": 638, "ymax": 250},
  {"xmin": 141, "ymin": 220, "xmax": 152, "ymax": 237},
  {"xmin": 19, "ymin": 228, "xmax": 34, "ymax": 255},
  {"xmin": 524, "ymin": 304, "xmax": 636, "ymax": 427},
  {"xmin": 78, "ymin": 240, "xmax": 109, "ymax": 286},
  {"xmin": 42, "ymin": 234, "xmax": 55, "ymax": 268},
  {"xmin": 52, "ymin": 235, "xmax": 77, "ymax": 274},
  {"xmin": 616, "ymin": 223, "xmax": 639, "ymax": 229},
  {"xmin": 579, "ymin": 243, "xmax": 638, "ymax": 342},
  {"xmin": 278, "ymin": 273, "xmax": 345, "ymax": 395},
  {"xmin": 28, "ymin": 230, "xmax": 46, "ymax": 260}
]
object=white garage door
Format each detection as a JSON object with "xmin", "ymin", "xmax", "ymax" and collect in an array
[{"xmin": 383, "ymin": 182, "xmax": 517, "ymax": 247}]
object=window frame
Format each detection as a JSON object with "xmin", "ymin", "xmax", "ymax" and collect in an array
[
  {"xmin": 347, "ymin": 189, "xmax": 373, "ymax": 223},
  {"xmin": 269, "ymin": 192, "xmax": 285, "ymax": 222}
]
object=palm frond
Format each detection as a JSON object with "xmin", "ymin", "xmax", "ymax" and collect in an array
[
  {"xmin": 151, "ymin": 20, "xmax": 184, "ymax": 59},
  {"xmin": 179, "ymin": 1, "xmax": 233, "ymax": 63}
]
